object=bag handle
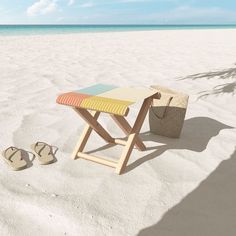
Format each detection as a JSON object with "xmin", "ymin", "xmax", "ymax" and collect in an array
[{"xmin": 151, "ymin": 96, "xmax": 173, "ymax": 119}]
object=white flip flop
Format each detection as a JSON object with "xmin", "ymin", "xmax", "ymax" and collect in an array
[
  {"xmin": 31, "ymin": 142, "xmax": 56, "ymax": 165},
  {"xmin": 2, "ymin": 147, "xmax": 28, "ymax": 170}
]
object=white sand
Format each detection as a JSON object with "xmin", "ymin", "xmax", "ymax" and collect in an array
[{"xmin": 0, "ymin": 29, "xmax": 236, "ymax": 236}]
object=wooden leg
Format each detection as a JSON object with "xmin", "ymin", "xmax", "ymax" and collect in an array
[
  {"xmin": 110, "ymin": 115, "xmax": 146, "ymax": 151},
  {"xmin": 115, "ymin": 133, "xmax": 137, "ymax": 174},
  {"xmin": 71, "ymin": 111, "xmax": 100, "ymax": 159},
  {"xmin": 115, "ymin": 97, "xmax": 152, "ymax": 174},
  {"xmin": 73, "ymin": 107, "xmax": 115, "ymax": 143}
]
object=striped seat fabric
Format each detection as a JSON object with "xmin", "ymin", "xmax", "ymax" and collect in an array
[{"xmin": 56, "ymin": 84, "xmax": 157, "ymax": 116}]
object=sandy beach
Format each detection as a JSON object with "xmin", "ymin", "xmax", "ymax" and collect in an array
[{"xmin": 0, "ymin": 29, "xmax": 236, "ymax": 236}]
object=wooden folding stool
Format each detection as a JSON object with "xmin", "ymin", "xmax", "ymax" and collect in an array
[{"xmin": 57, "ymin": 84, "xmax": 160, "ymax": 174}]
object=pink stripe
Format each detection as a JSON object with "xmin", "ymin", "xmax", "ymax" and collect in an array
[{"xmin": 56, "ymin": 92, "xmax": 91, "ymax": 108}]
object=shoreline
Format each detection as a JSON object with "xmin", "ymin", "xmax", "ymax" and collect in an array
[
  {"xmin": 1, "ymin": 26, "xmax": 236, "ymax": 37},
  {"xmin": 0, "ymin": 28, "xmax": 236, "ymax": 38}
]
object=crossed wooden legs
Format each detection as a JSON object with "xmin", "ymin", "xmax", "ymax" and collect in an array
[{"xmin": 71, "ymin": 97, "xmax": 152, "ymax": 174}]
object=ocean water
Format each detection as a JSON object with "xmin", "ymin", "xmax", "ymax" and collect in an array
[{"xmin": 0, "ymin": 24, "xmax": 236, "ymax": 36}]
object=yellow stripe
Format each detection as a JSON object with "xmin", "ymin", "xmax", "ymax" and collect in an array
[{"xmin": 80, "ymin": 96, "xmax": 133, "ymax": 116}]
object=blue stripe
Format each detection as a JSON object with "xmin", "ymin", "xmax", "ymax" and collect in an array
[{"xmin": 75, "ymin": 84, "xmax": 117, "ymax": 95}]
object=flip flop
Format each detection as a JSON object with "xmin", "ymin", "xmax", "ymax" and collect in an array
[
  {"xmin": 2, "ymin": 147, "xmax": 28, "ymax": 170},
  {"xmin": 31, "ymin": 142, "xmax": 55, "ymax": 165}
]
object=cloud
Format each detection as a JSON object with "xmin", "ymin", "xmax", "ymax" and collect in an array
[
  {"xmin": 68, "ymin": 0, "xmax": 75, "ymax": 6},
  {"xmin": 80, "ymin": 2, "xmax": 95, "ymax": 8},
  {"xmin": 27, "ymin": 0, "xmax": 58, "ymax": 16}
]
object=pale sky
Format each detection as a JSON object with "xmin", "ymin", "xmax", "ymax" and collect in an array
[{"xmin": 0, "ymin": 0, "xmax": 236, "ymax": 24}]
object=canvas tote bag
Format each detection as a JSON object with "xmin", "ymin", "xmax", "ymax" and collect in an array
[{"xmin": 149, "ymin": 85, "xmax": 189, "ymax": 138}]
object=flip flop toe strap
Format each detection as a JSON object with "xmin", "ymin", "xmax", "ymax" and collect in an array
[
  {"xmin": 35, "ymin": 142, "xmax": 47, "ymax": 157},
  {"xmin": 4, "ymin": 147, "xmax": 22, "ymax": 162},
  {"xmin": 35, "ymin": 142, "xmax": 53, "ymax": 156}
]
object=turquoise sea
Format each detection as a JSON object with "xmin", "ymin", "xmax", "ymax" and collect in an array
[{"xmin": 0, "ymin": 25, "xmax": 236, "ymax": 36}]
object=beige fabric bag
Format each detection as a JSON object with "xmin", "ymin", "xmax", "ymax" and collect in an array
[{"xmin": 149, "ymin": 85, "xmax": 189, "ymax": 138}]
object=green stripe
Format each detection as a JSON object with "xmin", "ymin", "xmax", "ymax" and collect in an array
[{"xmin": 75, "ymin": 84, "xmax": 117, "ymax": 95}]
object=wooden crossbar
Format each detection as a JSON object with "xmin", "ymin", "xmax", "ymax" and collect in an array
[
  {"xmin": 77, "ymin": 152, "xmax": 117, "ymax": 168},
  {"xmin": 111, "ymin": 115, "xmax": 146, "ymax": 151},
  {"xmin": 114, "ymin": 139, "xmax": 127, "ymax": 146}
]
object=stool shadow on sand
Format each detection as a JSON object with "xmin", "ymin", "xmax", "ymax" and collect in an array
[
  {"xmin": 137, "ymin": 147, "xmax": 236, "ymax": 236},
  {"xmin": 125, "ymin": 116, "xmax": 233, "ymax": 173},
  {"xmin": 86, "ymin": 116, "xmax": 233, "ymax": 174}
]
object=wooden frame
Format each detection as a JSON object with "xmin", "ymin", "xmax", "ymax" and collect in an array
[{"xmin": 71, "ymin": 95, "xmax": 157, "ymax": 174}]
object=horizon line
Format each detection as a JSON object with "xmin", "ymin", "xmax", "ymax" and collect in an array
[{"xmin": 1, "ymin": 24, "xmax": 236, "ymax": 26}]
